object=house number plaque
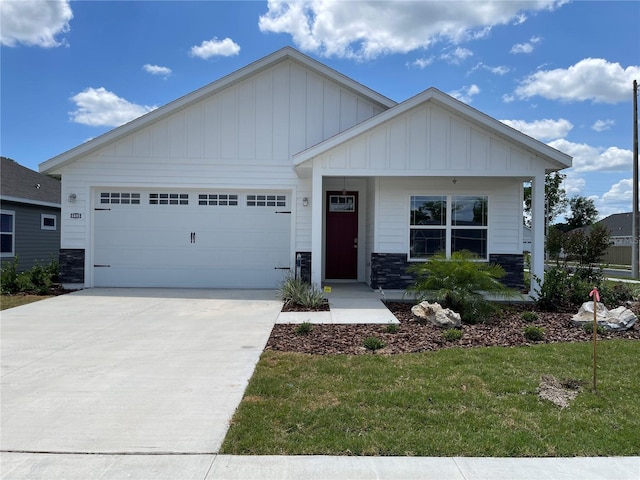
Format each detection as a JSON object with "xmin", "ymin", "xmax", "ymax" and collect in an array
[{"xmin": 70, "ymin": 213, "xmax": 82, "ymax": 219}]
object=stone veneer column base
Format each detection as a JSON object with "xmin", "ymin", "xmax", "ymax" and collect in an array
[
  {"xmin": 59, "ymin": 249, "xmax": 85, "ymax": 285},
  {"xmin": 370, "ymin": 252, "xmax": 525, "ymax": 291},
  {"xmin": 295, "ymin": 252, "xmax": 311, "ymax": 284}
]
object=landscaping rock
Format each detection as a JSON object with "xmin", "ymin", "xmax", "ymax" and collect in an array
[
  {"xmin": 571, "ymin": 301, "xmax": 637, "ymax": 332},
  {"xmin": 411, "ymin": 301, "xmax": 461, "ymax": 328}
]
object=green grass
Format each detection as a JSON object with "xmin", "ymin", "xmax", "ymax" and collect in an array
[
  {"xmin": 222, "ymin": 340, "xmax": 640, "ymax": 457},
  {"xmin": 1, "ymin": 294, "xmax": 52, "ymax": 310}
]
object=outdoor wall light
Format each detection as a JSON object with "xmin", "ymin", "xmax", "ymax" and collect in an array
[
  {"xmin": 68, "ymin": 193, "xmax": 77, "ymax": 202},
  {"xmin": 303, "ymin": 197, "xmax": 309, "ymax": 207}
]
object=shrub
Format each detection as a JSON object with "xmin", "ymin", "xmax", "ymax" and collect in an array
[
  {"xmin": 363, "ymin": 337, "xmax": 385, "ymax": 351},
  {"xmin": 442, "ymin": 328, "xmax": 463, "ymax": 342},
  {"xmin": 524, "ymin": 325, "xmax": 545, "ymax": 342},
  {"xmin": 385, "ymin": 322, "xmax": 399, "ymax": 334},
  {"xmin": 407, "ymin": 250, "xmax": 516, "ymax": 322},
  {"xmin": 599, "ymin": 282, "xmax": 635, "ymax": 308},
  {"xmin": 1, "ymin": 257, "xmax": 19, "ymax": 294},
  {"xmin": 278, "ymin": 275, "xmax": 326, "ymax": 309},
  {"xmin": 583, "ymin": 323, "xmax": 605, "ymax": 335},
  {"xmin": 295, "ymin": 321, "xmax": 313, "ymax": 335},
  {"xmin": 1, "ymin": 258, "xmax": 58, "ymax": 295},
  {"xmin": 520, "ymin": 311, "xmax": 538, "ymax": 323}
]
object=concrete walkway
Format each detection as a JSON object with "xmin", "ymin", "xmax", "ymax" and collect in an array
[
  {"xmin": 2, "ymin": 287, "xmax": 639, "ymax": 479},
  {"xmin": 277, "ymin": 283, "xmax": 400, "ymax": 324}
]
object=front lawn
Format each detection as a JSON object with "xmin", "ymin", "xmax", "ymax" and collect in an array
[
  {"xmin": 0, "ymin": 294, "xmax": 53, "ymax": 310},
  {"xmin": 222, "ymin": 340, "xmax": 640, "ymax": 457}
]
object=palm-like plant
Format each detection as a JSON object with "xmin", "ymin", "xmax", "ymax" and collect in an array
[{"xmin": 407, "ymin": 250, "xmax": 516, "ymax": 322}]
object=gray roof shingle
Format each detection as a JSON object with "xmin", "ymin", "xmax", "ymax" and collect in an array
[{"xmin": 1, "ymin": 157, "xmax": 61, "ymax": 205}]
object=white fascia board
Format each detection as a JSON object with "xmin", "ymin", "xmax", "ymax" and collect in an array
[
  {"xmin": 293, "ymin": 87, "xmax": 572, "ymax": 170},
  {"xmin": 0, "ymin": 195, "xmax": 61, "ymax": 209},
  {"xmin": 40, "ymin": 47, "xmax": 396, "ymax": 175}
]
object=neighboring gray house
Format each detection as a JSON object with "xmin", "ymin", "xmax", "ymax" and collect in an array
[
  {"xmin": 40, "ymin": 48, "xmax": 571, "ymax": 294},
  {"xmin": 595, "ymin": 212, "xmax": 632, "ymax": 246},
  {"xmin": 1, "ymin": 157, "xmax": 61, "ymax": 271}
]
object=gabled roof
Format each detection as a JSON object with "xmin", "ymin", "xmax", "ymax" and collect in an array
[
  {"xmin": 597, "ymin": 212, "xmax": 632, "ymax": 237},
  {"xmin": 294, "ymin": 87, "xmax": 572, "ymax": 171},
  {"xmin": 1, "ymin": 157, "xmax": 61, "ymax": 207},
  {"xmin": 40, "ymin": 47, "xmax": 396, "ymax": 174}
]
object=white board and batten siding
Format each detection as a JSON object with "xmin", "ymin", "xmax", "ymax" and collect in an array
[
  {"xmin": 315, "ymin": 102, "xmax": 548, "ymax": 177},
  {"xmin": 55, "ymin": 58, "xmax": 386, "ymax": 288}
]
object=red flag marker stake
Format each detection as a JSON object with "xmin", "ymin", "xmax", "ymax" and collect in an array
[{"xmin": 589, "ymin": 287, "xmax": 600, "ymax": 392}]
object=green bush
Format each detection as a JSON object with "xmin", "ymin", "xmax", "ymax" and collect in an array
[
  {"xmin": 599, "ymin": 282, "xmax": 635, "ymax": 308},
  {"xmin": 385, "ymin": 322, "xmax": 399, "ymax": 334},
  {"xmin": 363, "ymin": 337, "xmax": 385, "ymax": 351},
  {"xmin": 1, "ymin": 258, "xmax": 58, "ymax": 295},
  {"xmin": 442, "ymin": 328, "xmax": 463, "ymax": 342},
  {"xmin": 278, "ymin": 275, "xmax": 326, "ymax": 309},
  {"xmin": 524, "ymin": 325, "xmax": 545, "ymax": 342},
  {"xmin": 1, "ymin": 257, "xmax": 19, "ymax": 294},
  {"xmin": 407, "ymin": 250, "xmax": 515, "ymax": 323},
  {"xmin": 520, "ymin": 311, "xmax": 538, "ymax": 323},
  {"xmin": 582, "ymin": 323, "xmax": 605, "ymax": 335},
  {"xmin": 295, "ymin": 321, "xmax": 313, "ymax": 335}
]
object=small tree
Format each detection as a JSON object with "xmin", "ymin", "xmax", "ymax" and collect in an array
[
  {"xmin": 523, "ymin": 172, "xmax": 568, "ymax": 228},
  {"xmin": 566, "ymin": 196, "xmax": 598, "ymax": 230}
]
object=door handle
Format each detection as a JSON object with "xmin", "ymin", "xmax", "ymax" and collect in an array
[
  {"xmin": 190, "ymin": 232, "xmax": 196, "ymax": 244},
  {"xmin": 353, "ymin": 237, "xmax": 358, "ymax": 249}
]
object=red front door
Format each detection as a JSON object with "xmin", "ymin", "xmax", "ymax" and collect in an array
[{"xmin": 325, "ymin": 191, "xmax": 358, "ymax": 279}]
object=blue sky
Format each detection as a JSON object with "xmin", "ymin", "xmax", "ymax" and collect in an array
[{"xmin": 1, "ymin": 0, "xmax": 639, "ymax": 220}]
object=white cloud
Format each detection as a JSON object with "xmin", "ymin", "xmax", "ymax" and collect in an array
[
  {"xmin": 469, "ymin": 63, "xmax": 510, "ymax": 76},
  {"xmin": 562, "ymin": 175, "xmax": 586, "ymax": 197},
  {"xmin": 591, "ymin": 119, "xmax": 615, "ymax": 132},
  {"xmin": 69, "ymin": 87, "xmax": 156, "ymax": 127},
  {"xmin": 143, "ymin": 64, "xmax": 172, "ymax": 77},
  {"xmin": 510, "ymin": 35, "xmax": 542, "ymax": 54},
  {"xmin": 407, "ymin": 57, "xmax": 434, "ymax": 69},
  {"xmin": 258, "ymin": 0, "xmax": 565, "ymax": 60},
  {"xmin": 515, "ymin": 58, "xmax": 640, "ymax": 104},
  {"xmin": 500, "ymin": 118, "xmax": 573, "ymax": 141},
  {"xmin": 441, "ymin": 47, "xmax": 473, "ymax": 65},
  {"xmin": 448, "ymin": 84, "xmax": 480, "ymax": 104},
  {"xmin": 0, "ymin": 0, "xmax": 73, "ymax": 47},
  {"xmin": 602, "ymin": 178, "xmax": 633, "ymax": 205},
  {"xmin": 548, "ymin": 139, "xmax": 632, "ymax": 173},
  {"xmin": 190, "ymin": 37, "xmax": 240, "ymax": 59}
]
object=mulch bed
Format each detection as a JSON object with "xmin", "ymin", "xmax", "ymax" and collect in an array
[{"xmin": 266, "ymin": 302, "xmax": 640, "ymax": 355}]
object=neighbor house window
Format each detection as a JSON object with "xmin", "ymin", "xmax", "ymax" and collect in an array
[
  {"xmin": 409, "ymin": 195, "xmax": 488, "ymax": 260},
  {"xmin": 41, "ymin": 214, "xmax": 57, "ymax": 231},
  {"xmin": 1, "ymin": 210, "xmax": 15, "ymax": 257}
]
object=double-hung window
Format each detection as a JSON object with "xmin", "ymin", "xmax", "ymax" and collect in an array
[
  {"xmin": 409, "ymin": 195, "xmax": 488, "ymax": 260},
  {"xmin": 1, "ymin": 210, "xmax": 15, "ymax": 257}
]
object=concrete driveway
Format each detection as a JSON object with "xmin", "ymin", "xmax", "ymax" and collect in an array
[{"xmin": 1, "ymin": 289, "xmax": 280, "ymax": 458}]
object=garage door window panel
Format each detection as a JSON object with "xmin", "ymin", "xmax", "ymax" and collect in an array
[
  {"xmin": 198, "ymin": 194, "xmax": 238, "ymax": 206},
  {"xmin": 150, "ymin": 193, "xmax": 189, "ymax": 205},
  {"xmin": 100, "ymin": 193, "xmax": 141, "ymax": 205}
]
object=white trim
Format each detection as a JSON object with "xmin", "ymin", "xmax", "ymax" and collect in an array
[
  {"xmin": 0, "ymin": 195, "xmax": 61, "ymax": 209},
  {"xmin": 41, "ymin": 213, "xmax": 57, "ymax": 231},
  {"xmin": 407, "ymin": 194, "xmax": 489, "ymax": 261},
  {"xmin": 0, "ymin": 209, "xmax": 15, "ymax": 257}
]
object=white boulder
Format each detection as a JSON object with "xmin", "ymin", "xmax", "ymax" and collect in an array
[
  {"xmin": 411, "ymin": 301, "xmax": 461, "ymax": 328},
  {"xmin": 571, "ymin": 301, "xmax": 637, "ymax": 331}
]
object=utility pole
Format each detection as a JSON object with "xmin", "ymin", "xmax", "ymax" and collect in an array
[{"xmin": 633, "ymin": 79, "xmax": 639, "ymax": 279}]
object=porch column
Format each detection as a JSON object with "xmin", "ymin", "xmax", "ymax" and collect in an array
[
  {"xmin": 530, "ymin": 173, "xmax": 545, "ymax": 298},
  {"xmin": 310, "ymin": 167, "xmax": 323, "ymax": 286}
]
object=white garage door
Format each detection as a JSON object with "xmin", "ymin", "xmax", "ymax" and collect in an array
[{"xmin": 93, "ymin": 190, "xmax": 291, "ymax": 288}]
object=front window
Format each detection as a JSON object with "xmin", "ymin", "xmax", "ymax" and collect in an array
[
  {"xmin": 409, "ymin": 195, "xmax": 488, "ymax": 260},
  {"xmin": 1, "ymin": 210, "xmax": 15, "ymax": 257}
]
